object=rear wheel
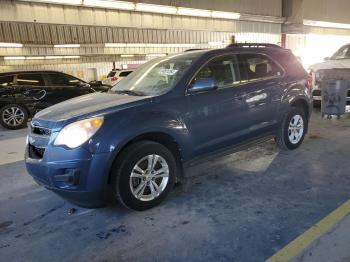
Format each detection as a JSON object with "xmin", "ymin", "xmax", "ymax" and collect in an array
[
  {"xmin": 275, "ymin": 107, "xmax": 307, "ymax": 150},
  {"xmin": 0, "ymin": 104, "xmax": 28, "ymax": 130},
  {"xmin": 111, "ymin": 141, "xmax": 176, "ymax": 211}
]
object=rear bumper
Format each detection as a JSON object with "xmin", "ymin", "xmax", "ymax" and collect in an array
[{"xmin": 25, "ymin": 147, "xmax": 113, "ymax": 208}]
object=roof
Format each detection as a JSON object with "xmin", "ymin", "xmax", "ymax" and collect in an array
[{"xmin": 0, "ymin": 70, "xmax": 65, "ymax": 76}]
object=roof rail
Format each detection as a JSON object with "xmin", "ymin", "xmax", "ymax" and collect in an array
[{"xmin": 226, "ymin": 43, "xmax": 282, "ymax": 48}]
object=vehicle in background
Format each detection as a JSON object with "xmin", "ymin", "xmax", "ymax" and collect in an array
[
  {"xmin": 25, "ymin": 44, "xmax": 312, "ymax": 210},
  {"xmin": 309, "ymin": 44, "xmax": 350, "ymax": 105},
  {"xmin": 103, "ymin": 69, "xmax": 134, "ymax": 86},
  {"xmin": 0, "ymin": 70, "xmax": 110, "ymax": 129}
]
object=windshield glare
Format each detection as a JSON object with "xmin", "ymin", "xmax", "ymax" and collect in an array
[{"xmin": 111, "ymin": 53, "xmax": 199, "ymax": 96}]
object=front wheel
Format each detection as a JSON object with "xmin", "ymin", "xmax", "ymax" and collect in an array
[
  {"xmin": 275, "ymin": 107, "xmax": 307, "ymax": 150},
  {"xmin": 0, "ymin": 104, "xmax": 28, "ymax": 130},
  {"xmin": 111, "ymin": 141, "xmax": 176, "ymax": 211}
]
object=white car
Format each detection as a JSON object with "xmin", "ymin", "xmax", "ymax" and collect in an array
[
  {"xmin": 309, "ymin": 44, "xmax": 350, "ymax": 104},
  {"xmin": 103, "ymin": 70, "xmax": 134, "ymax": 86}
]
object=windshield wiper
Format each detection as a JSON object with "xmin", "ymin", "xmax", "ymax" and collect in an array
[{"xmin": 111, "ymin": 90, "xmax": 146, "ymax": 96}]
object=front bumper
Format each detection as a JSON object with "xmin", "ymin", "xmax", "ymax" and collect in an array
[{"xmin": 25, "ymin": 146, "xmax": 113, "ymax": 208}]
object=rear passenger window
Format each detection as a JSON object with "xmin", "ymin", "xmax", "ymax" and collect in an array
[
  {"xmin": 46, "ymin": 73, "xmax": 80, "ymax": 87},
  {"xmin": 16, "ymin": 74, "xmax": 44, "ymax": 86},
  {"xmin": 194, "ymin": 55, "xmax": 240, "ymax": 89},
  {"xmin": 0, "ymin": 75, "xmax": 14, "ymax": 86},
  {"xmin": 237, "ymin": 54, "xmax": 283, "ymax": 81}
]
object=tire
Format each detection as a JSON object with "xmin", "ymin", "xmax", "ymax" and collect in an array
[
  {"xmin": 111, "ymin": 141, "xmax": 176, "ymax": 211},
  {"xmin": 275, "ymin": 107, "xmax": 307, "ymax": 150},
  {"xmin": 0, "ymin": 104, "xmax": 28, "ymax": 130}
]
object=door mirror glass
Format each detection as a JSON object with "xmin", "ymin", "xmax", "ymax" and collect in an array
[{"xmin": 190, "ymin": 78, "xmax": 217, "ymax": 92}]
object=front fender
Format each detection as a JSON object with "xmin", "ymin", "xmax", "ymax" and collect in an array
[{"xmin": 87, "ymin": 107, "xmax": 190, "ymax": 158}]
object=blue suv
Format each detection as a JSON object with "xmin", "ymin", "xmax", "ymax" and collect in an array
[{"xmin": 25, "ymin": 44, "xmax": 312, "ymax": 210}]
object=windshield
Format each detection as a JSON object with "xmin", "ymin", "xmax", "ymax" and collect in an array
[
  {"xmin": 111, "ymin": 52, "xmax": 201, "ymax": 96},
  {"xmin": 331, "ymin": 45, "xmax": 350, "ymax": 60}
]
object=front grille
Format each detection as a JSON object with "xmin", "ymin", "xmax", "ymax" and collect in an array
[
  {"xmin": 313, "ymin": 90, "xmax": 321, "ymax": 96},
  {"xmin": 28, "ymin": 144, "xmax": 46, "ymax": 159},
  {"xmin": 28, "ymin": 122, "xmax": 51, "ymax": 159},
  {"xmin": 31, "ymin": 125, "xmax": 51, "ymax": 136}
]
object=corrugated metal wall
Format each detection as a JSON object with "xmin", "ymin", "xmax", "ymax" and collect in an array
[
  {"xmin": 1, "ymin": 0, "xmax": 282, "ymax": 27},
  {"xmin": 0, "ymin": 21, "xmax": 281, "ymax": 45},
  {"xmin": 303, "ymin": 0, "xmax": 350, "ymax": 24},
  {"xmin": 127, "ymin": 0, "xmax": 282, "ymax": 17}
]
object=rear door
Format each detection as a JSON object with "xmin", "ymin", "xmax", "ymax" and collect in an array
[
  {"xmin": 236, "ymin": 53, "xmax": 285, "ymax": 134},
  {"xmin": 14, "ymin": 73, "xmax": 48, "ymax": 109}
]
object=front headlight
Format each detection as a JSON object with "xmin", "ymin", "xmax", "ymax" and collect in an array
[{"xmin": 54, "ymin": 116, "xmax": 104, "ymax": 149}]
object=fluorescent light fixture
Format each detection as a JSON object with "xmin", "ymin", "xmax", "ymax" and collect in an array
[
  {"xmin": 54, "ymin": 44, "xmax": 81, "ymax": 48},
  {"xmin": 0, "ymin": 42, "xmax": 23, "ymax": 48},
  {"xmin": 212, "ymin": 11, "xmax": 240, "ymax": 20},
  {"xmin": 303, "ymin": 19, "xmax": 350, "ymax": 30},
  {"xmin": 21, "ymin": 0, "xmax": 82, "ymax": 4},
  {"xmin": 64, "ymin": 56, "xmax": 80, "ymax": 58},
  {"xmin": 83, "ymin": 0, "xmax": 135, "ymax": 10},
  {"xmin": 45, "ymin": 56, "xmax": 63, "ymax": 59},
  {"xmin": 106, "ymin": 43, "xmax": 197, "ymax": 48},
  {"xmin": 4, "ymin": 56, "xmax": 26, "ymax": 60},
  {"xmin": 121, "ymin": 54, "xmax": 135, "ymax": 57},
  {"xmin": 177, "ymin": 7, "xmax": 211, "ymax": 18},
  {"xmin": 146, "ymin": 54, "xmax": 167, "ymax": 57},
  {"xmin": 26, "ymin": 56, "xmax": 45, "ymax": 60},
  {"xmin": 135, "ymin": 3, "xmax": 177, "ymax": 14}
]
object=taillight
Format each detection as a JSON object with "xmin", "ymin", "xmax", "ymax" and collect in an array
[
  {"xmin": 307, "ymin": 72, "xmax": 313, "ymax": 90},
  {"xmin": 111, "ymin": 76, "xmax": 118, "ymax": 81}
]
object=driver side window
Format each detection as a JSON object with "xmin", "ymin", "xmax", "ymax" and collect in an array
[{"xmin": 194, "ymin": 55, "xmax": 239, "ymax": 89}]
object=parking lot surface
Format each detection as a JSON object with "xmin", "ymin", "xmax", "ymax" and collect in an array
[{"xmin": 1, "ymin": 111, "xmax": 350, "ymax": 262}]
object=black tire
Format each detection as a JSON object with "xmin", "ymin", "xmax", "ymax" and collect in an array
[
  {"xmin": 111, "ymin": 141, "xmax": 176, "ymax": 211},
  {"xmin": 275, "ymin": 107, "xmax": 307, "ymax": 150},
  {"xmin": 0, "ymin": 104, "xmax": 28, "ymax": 130}
]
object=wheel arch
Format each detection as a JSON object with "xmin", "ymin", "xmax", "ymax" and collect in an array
[
  {"xmin": 107, "ymin": 131, "xmax": 185, "ymax": 185},
  {"xmin": 289, "ymin": 98, "xmax": 310, "ymax": 133}
]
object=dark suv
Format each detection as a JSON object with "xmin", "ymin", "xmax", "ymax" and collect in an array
[
  {"xmin": 25, "ymin": 45, "xmax": 312, "ymax": 210},
  {"xmin": 0, "ymin": 70, "xmax": 109, "ymax": 129}
]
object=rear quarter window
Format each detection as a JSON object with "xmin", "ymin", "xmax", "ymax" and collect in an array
[{"xmin": 275, "ymin": 51, "xmax": 307, "ymax": 78}]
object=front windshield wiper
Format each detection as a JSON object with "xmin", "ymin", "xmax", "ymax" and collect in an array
[{"xmin": 110, "ymin": 90, "xmax": 146, "ymax": 96}]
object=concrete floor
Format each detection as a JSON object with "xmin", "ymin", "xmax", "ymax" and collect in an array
[{"xmin": 1, "ymin": 110, "xmax": 350, "ymax": 262}]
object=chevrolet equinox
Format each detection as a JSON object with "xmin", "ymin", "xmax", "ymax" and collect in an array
[{"xmin": 25, "ymin": 44, "xmax": 312, "ymax": 210}]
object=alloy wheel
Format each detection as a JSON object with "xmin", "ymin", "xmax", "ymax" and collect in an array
[
  {"xmin": 2, "ymin": 107, "xmax": 25, "ymax": 127},
  {"xmin": 129, "ymin": 154, "xmax": 169, "ymax": 202},
  {"xmin": 288, "ymin": 114, "xmax": 304, "ymax": 144}
]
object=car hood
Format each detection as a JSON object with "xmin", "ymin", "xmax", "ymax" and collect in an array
[
  {"xmin": 310, "ymin": 59, "xmax": 350, "ymax": 71},
  {"xmin": 33, "ymin": 92, "xmax": 151, "ymax": 125}
]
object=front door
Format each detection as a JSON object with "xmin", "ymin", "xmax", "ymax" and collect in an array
[{"xmin": 185, "ymin": 54, "xmax": 253, "ymax": 157}]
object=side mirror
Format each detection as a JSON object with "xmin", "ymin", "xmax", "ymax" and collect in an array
[{"xmin": 189, "ymin": 78, "xmax": 217, "ymax": 93}]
